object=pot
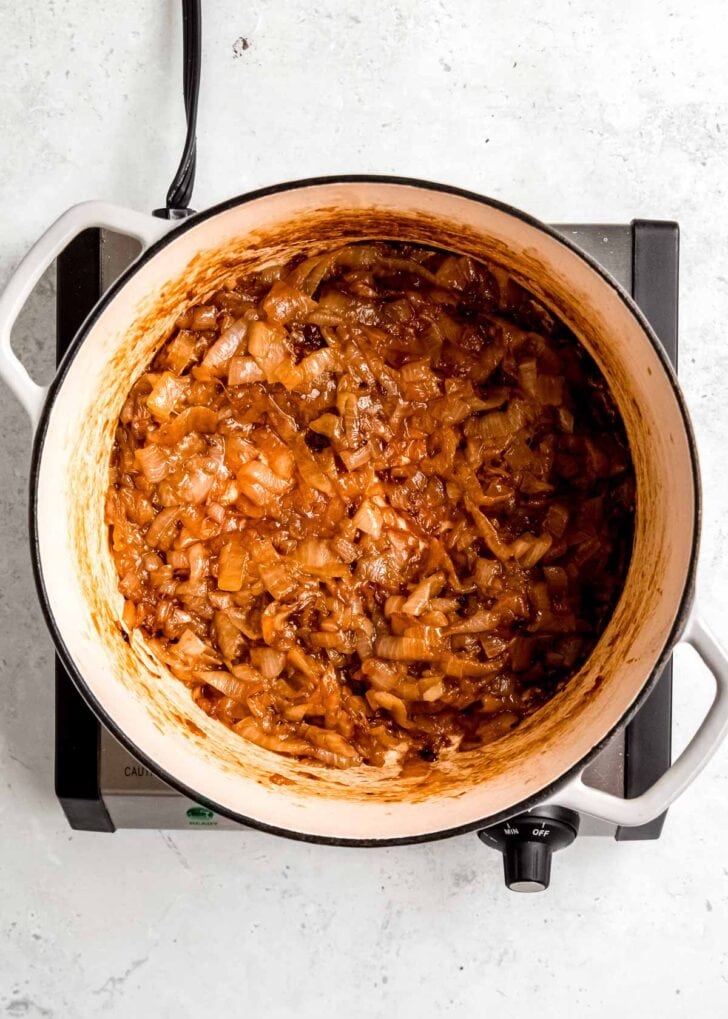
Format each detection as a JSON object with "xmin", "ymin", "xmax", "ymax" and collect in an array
[{"xmin": 2, "ymin": 176, "xmax": 727, "ymax": 845}]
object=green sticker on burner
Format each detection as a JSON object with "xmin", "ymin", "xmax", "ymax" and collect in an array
[{"xmin": 186, "ymin": 805, "xmax": 216, "ymax": 825}]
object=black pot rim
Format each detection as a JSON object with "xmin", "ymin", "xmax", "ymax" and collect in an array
[{"xmin": 28, "ymin": 174, "xmax": 701, "ymax": 847}]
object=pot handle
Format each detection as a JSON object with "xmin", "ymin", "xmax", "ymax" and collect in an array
[
  {"xmin": 0, "ymin": 201, "xmax": 171, "ymax": 429},
  {"xmin": 552, "ymin": 611, "xmax": 728, "ymax": 826}
]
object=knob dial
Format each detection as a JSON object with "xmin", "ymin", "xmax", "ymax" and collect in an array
[{"xmin": 478, "ymin": 806, "xmax": 580, "ymax": 892}]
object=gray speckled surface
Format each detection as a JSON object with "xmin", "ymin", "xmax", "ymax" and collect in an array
[{"xmin": 1, "ymin": 1, "xmax": 727, "ymax": 1015}]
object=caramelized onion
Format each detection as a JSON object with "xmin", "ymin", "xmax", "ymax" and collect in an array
[
  {"xmin": 201, "ymin": 318, "xmax": 247, "ymax": 374},
  {"xmin": 135, "ymin": 444, "xmax": 170, "ymax": 483},
  {"xmin": 107, "ymin": 240, "xmax": 634, "ymax": 770}
]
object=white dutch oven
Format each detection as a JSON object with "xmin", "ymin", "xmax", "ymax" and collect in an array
[{"xmin": 2, "ymin": 177, "xmax": 727, "ymax": 844}]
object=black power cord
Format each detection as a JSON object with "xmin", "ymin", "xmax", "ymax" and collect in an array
[{"xmin": 154, "ymin": 0, "xmax": 202, "ymax": 220}]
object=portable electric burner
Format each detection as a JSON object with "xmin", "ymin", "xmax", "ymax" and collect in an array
[
  {"xmin": 41, "ymin": 0, "xmax": 686, "ymax": 891},
  {"xmin": 54, "ymin": 218, "xmax": 679, "ymax": 888}
]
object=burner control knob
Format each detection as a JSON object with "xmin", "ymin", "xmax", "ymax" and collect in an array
[{"xmin": 477, "ymin": 806, "xmax": 580, "ymax": 892}]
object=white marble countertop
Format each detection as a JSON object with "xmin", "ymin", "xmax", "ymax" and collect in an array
[{"xmin": 1, "ymin": 1, "xmax": 727, "ymax": 1015}]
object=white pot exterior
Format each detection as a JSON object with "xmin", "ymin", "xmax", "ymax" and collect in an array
[{"xmin": 27, "ymin": 180, "xmax": 702, "ymax": 841}]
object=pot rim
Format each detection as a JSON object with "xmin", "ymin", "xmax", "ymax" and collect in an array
[{"xmin": 28, "ymin": 174, "xmax": 701, "ymax": 845}]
